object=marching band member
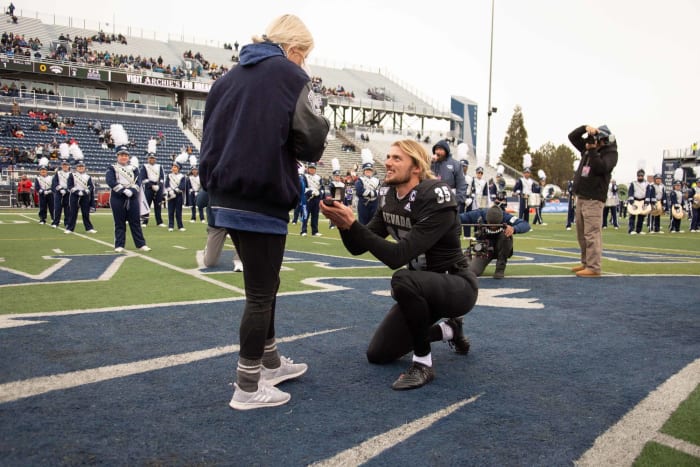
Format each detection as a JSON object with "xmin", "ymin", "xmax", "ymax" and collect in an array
[
  {"xmin": 689, "ymin": 181, "xmax": 700, "ymax": 232},
  {"xmin": 106, "ymin": 125, "xmax": 150, "ymax": 252},
  {"xmin": 472, "ymin": 166, "xmax": 489, "ymax": 210},
  {"xmin": 602, "ymin": 179, "xmax": 620, "ymax": 229},
  {"xmin": 328, "ymin": 159, "xmax": 345, "ymax": 229},
  {"xmin": 355, "ymin": 149, "xmax": 380, "ymax": 225},
  {"xmin": 669, "ymin": 179, "xmax": 685, "ymax": 233},
  {"xmin": 627, "ymin": 169, "xmax": 651, "ymax": 235},
  {"xmin": 460, "ymin": 159, "xmax": 474, "ymax": 214},
  {"xmin": 531, "ymin": 169, "xmax": 548, "ymax": 226},
  {"xmin": 188, "ymin": 166, "xmax": 204, "ymax": 223},
  {"xmin": 512, "ymin": 165, "xmax": 534, "ymax": 223},
  {"xmin": 50, "ymin": 160, "xmax": 72, "ymax": 229},
  {"xmin": 65, "ymin": 161, "xmax": 97, "ymax": 234},
  {"xmin": 301, "ymin": 162, "xmax": 323, "ymax": 236},
  {"xmin": 139, "ymin": 153, "xmax": 165, "ymax": 227},
  {"xmin": 165, "ymin": 161, "xmax": 187, "ymax": 232},
  {"xmin": 34, "ymin": 164, "xmax": 54, "ymax": 225},
  {"xmin": 648, "ymin": 173, "xmax": 667, "ymax": 233}
]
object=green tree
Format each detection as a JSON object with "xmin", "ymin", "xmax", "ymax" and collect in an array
[
  {"xmin": 499, "ymin": 105, "xmax": 530, "ymax": 170},
  {"xmin": 531, "ymin": 142, "xmax": 577, "ymax": 189}
]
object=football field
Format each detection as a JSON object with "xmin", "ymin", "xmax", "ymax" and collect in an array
[{"xmin": 0, "ymin": 210, "xmax": 698, "ymax": 466}]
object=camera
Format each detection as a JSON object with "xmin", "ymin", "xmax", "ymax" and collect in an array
[{"xmin": 585, "ymin": 133, "xmax": 608, "ymax": 145}]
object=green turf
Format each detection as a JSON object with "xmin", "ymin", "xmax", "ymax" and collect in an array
[
  {"xmin": 660, "ymin": 385, "xmax": 700, "ymax": 446},
  {"xmin": 634, "ymin": 441, "xmax": 700, "ymax": 467}
]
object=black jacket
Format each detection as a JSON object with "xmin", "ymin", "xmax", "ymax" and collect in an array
[
  {"xmin": 569, "ymin": 125, "xmax": 618, "ymax": 202},
  {"xmin": 199, "ymin": 42, "xmax": 329, "ymax": 221}
]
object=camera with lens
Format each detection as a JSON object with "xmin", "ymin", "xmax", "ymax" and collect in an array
[{"xmin": 585, "ymin": 133, "xmax": 608, "ymax": 145}]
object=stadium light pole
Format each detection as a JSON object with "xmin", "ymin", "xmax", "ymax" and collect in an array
[{"xmin": 485, "ymin": 0, "xmax": 495, "ymax": 167}]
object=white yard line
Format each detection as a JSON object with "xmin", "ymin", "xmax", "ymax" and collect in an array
[
  {"xmin": 0, "ymin": 328, "xmax": 347, "ymax": 404},
  {"xmin": 576, "ymin": 358, "xmax": 700, "ymax": 466},
  {"xmin": 310, "ymin": 394, "xmax": 482, "ymax": 466}
]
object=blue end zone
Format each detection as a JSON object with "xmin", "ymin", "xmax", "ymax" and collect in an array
[{"xmin": 1, "ymin": 275, "xmax": 698, "ymax": 465}]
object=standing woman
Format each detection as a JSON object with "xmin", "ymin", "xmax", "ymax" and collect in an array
[
  {"xmin": 165, "ymin": 161, "xmax": 187, "ymax": 232},
  {"xmin": 199, "ymin": 14, "xmax": 329, "ymax": 410}
]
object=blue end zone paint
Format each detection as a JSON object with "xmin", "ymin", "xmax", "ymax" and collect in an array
[
  {"xmin": 0, "ymin": 255, "xmax": 120, "ymax": 285},
  {"xmin": 1, "ymin": 276, "xmax": 698, "ymax": 465},
  {"xmin": 200, "ymin": 249, "xmax": 383, "ymax": 273}
]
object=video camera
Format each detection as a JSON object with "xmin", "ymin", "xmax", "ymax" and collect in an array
[{"xmin": 462, "ymin": 222, "xmax": 506, "ymax": 260}]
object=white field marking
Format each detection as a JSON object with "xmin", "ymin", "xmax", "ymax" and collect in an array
[
  {"xmin": 652, "ymin": 432, "xmax": 700, "ymax": 459},
  {"xmin": 575, "ymin": 358, "xmax": 700, "ymax": 466},
  {"xmin": 52, "ymin": 249, "xmax": 63, "ymax": 254},
  {"xmin": 310, "ymin": 393, "xmax": 482, "ymax": 466},
  {"xmin": 372, "ymin": 287, "xmax": 544, "ymax": 309},
  {"xmin": 173, "ymin": 245, "xmax": 187, "ymax": 250},
  {"xmin": 0, "ymin": 327, "xmax": 347, "ymax": 404},
  {"xmin": 0, "ymin": 256, "xmax": 71, "ymax": 280},
  {"xmin": 285, "ymin": 249, "xmax": 383, "ymax": 269},
  {"xmin": 0, "ymin": 279, "xmax": 359, "ymax": 328}
]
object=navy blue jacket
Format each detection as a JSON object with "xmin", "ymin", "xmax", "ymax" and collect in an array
[{"xmin": 199, "ymin": 41, "xmax": 329, "ymax": 222}]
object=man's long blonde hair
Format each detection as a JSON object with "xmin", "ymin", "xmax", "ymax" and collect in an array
[
  {"xmin": 252, "ymin": 14, "xmax": 314, "ymax": 57},
  {"xmin": 391, "ymin": 140, "xmax": 436, "ymax": 181}
]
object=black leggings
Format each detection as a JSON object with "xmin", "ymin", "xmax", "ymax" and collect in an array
[
  {"xmin": 227, "ymin": 229, "xmax": 286, "ymax": 361},
  {"xmin": 366, "ymin": 268, "xmax": 478, "ymax": 363}
]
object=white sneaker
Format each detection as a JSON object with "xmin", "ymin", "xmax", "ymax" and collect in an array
[
  {"xmin": 168, "ymin": 228, "xmax": 174, "ymax": 232},
  {"xmin": 51, "ymin": 224, "xmax": 57, "ymax": 229},
  {"xmin": 261, "ymin": 356, "xmax": 308, "ymax": 386},
  {"xmin": 65, "ymin": 230, "xmax": 72, "ymax": 234},
  {"xmin": 179, "ymin": 228, "xmax": 186, "ymax": 232},
  {"xmin": 114, "ymin": 247, "xmax": 125, "ymax": 253},
  {"xmin": 139, "ymin": 245, "xmax": 152, "ymax": 252},
  {"xmin": 300, "ymin": 232, "xmax": 307, "ymax": 237},
  {"xmin": 233, "ymin": 260, "xmax": 243, "ymax": 273},
  {"xmin": 189, "ymin": 219, "xmax": 195, "ymax": 223},
  {"xmin": 158, "ymin": 224, "xmax": 166, "ymax": 228},
  {"xmin": 313, "ymin": 232, "xmax": 322, "ymax": 237},
  {"xmin": 229, "ymin": 382, "xmax": 290, "ymax": 410},
  {"xmin": 88, "ymin": 229, "xmax": 97, "ymax": 234},
  {"xmin": 629, "ymin": 232, "xmax": 637, "ymax": 235},
  {"xmin": 566, "ymin": 227, "xmax": 571, "ymax": 231},
  {"xmin": 201, "ymin": 220, "xmax": 206, "ymax": 223}
]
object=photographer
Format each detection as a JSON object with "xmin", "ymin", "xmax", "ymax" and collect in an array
[
  {"xmin": 460, "ymin": 194, "xmax": 531, "ymax": 279},
  {"xmin": 568, "ymin": 124, "xmax": 618, "ymax": 277}
]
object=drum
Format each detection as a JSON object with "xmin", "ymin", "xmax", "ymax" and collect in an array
[
  {"xmin": 528, "ymin": 193, "xmax": 541, "ymax": 207},
  {"xmin": 650, "ymin": 201, "xmax": 664, "ymax": 216},
  {"xmin": 628, "ymin": 199, "xmax": 651, "ymax": 216},
  {"xmin": 672, "ymin": 204, "xmax": 686, "ymax": 220}
]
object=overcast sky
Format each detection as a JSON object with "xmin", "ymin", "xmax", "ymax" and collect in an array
[{"xmin": 20, "ymin": 0, "xmax": 700, "ymax": 180}]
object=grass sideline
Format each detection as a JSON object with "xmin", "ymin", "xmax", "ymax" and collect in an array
[{"xmin": 1, "ymin": 208, "xmax": 699, "ymax": 464}]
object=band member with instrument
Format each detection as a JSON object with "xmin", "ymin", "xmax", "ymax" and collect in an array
[
  {"xmin": 302, "ymin": 162, "xmax": 323, "ymax": 235},
  {"xmin": 51, "ymin": 160, "xmax": 72, "ymax": 229},
  {"xmin": 356, "ymin": 151, "xmax": 380, "ymax": 226},
  {"xmin": 35, "ymin": 165, "xmax": 54, "ymax": 225},
  {"xmin": 472, "ymin": 166, "xmax": 489, "ymax": 210},
  {"xmin": 602, "ymin": 179, "xmax": 620, "ymax": 229},
  {"xmin": 627, "ymin": 169, "xmax": 651, "ymax": 235},
  {"xmin": 460, "ymin": 193, "xmax": 531, "ymax": 279},
  {"xmin": 688, "ymin": 182, "xmax": 700, "ymax": 232},
  {"xmin": 513, "ymin": 167, "xmax": 534, "ymax": 223},
  {"xmin": 669, "ymin": 179, "xmax": 686, "ymax": 233},
  {"xmin": 188, "ymin": 166, "xmax": 204, "ymax": 223},
  {"xmin": 65, "ymin": 161, "xmax": 97, "ymax": 234},
  {"xmin": 139, "ymin": 153, "xmax": 165, "ymax": 227},
  {"xmin": 106, "ymin": 133, "xmax": 151, "ymax": 253},
  {"xmin": 648, "ymin": 173, "xmax": 667, "ymax": 233},
  {"xmin": 165, "ymin": 161, "xmax": 187, "ymax": 232}
]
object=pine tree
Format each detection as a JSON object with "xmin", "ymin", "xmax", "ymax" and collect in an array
[{"xmin": 499, "ymin": 105, "xmax": 531, "ymax": 171}]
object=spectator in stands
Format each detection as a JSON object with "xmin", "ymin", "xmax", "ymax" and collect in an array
[
  {"xmin": 199, "ymin": 13, "xmax": 329, "ymax": 410},
  {"xmin": 11, "ymin": 99, "xmax": 20, "ymax": 116},
  {"xmin": 17, "ymin": 174, "xmax": 32, "ymax": 208}
]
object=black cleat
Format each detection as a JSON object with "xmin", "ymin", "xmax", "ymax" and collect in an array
[
  {"xmin": 391, "ymin": 362, "xmax": 435, "ymax": 390},
  {"xmin": 446, "ymin": 317, "xmax": 470, "ymax": 355}
]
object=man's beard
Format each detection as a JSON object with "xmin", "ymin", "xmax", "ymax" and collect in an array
[{"xmin": 384, "ymin": 170, "xmax": 411, "ymax": 186}]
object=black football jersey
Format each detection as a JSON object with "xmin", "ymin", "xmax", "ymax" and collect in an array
[{"xmin": 341, "ymin": 179, "xmax": 465, "ymax": 272}]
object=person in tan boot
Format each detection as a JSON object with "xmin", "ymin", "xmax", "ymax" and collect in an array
[{"xmin": 568, "ymin": 124, "xmax": 618, "ymax": 277}]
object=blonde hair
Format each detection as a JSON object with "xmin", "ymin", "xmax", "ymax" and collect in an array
[
  {"xmin": 252, "ymin": 14, "xmax": 314, "ymax": 57},
  {"xmin": 391, "ymin": 140, "xmax": 436, "ymax": 181}
]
